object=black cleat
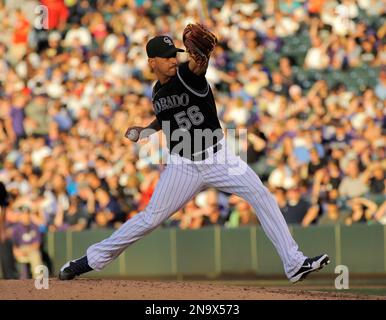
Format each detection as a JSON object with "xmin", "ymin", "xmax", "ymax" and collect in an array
[
  {"xmin": 58, "ymin": 256, "xmax": 93, "ymax": 281},
  {"xmin": 290, "ymin": 254, "xmax": 330, "ymax": 284}
]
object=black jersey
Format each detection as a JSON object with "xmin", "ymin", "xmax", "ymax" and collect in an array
[{"xmin": 152, "ymin": 62, "xmax": 223, "ymax": 158}]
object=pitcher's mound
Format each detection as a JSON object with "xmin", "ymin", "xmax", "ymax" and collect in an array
[{"xmin": 0, "ymin": 279, "xmax": 382, "ymax": 300}]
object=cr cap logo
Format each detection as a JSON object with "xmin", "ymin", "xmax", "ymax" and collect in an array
[{"xmin": 163, "ymin": 37, "xmax": 173, "ymax": 46}]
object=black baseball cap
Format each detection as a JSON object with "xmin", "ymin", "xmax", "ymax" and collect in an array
[{"xmin": 146, "ymin": 36, "xmax": 184, "ymax": 58}]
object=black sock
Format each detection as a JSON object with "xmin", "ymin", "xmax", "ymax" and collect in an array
[{"xmin": 72, "ymin": 255, "xmax": 93, "ymax": 275}]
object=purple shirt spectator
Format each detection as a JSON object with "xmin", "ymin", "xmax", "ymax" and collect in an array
[
  {"xmin": 13, "ymin": 222, "xmax": 41, "ymax": 247},
  {"xmin": 261, "ymin": 27, "xmax": 283, "ymax": 53},
  {"xmin": 10, "ymin": 106, "xmax": 25, "ymax": 137}
]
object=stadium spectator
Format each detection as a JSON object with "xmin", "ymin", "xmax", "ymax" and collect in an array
[
  {"xmin": 226, "ymin": 195, "xmax": 258, "ymax": 228},
  {"xmin": 12, "ymin": 205, "xmax": 43, "ymax": 279},
  {"xmin": 40, "ymin": 0, "xmax": 69, "ymax": 30},
  {"xmin": 181, "ymin": 199, "xmax": 206, "ymax": 229},
  {"xmin": 374, "ymin": 68, "xmax": 386, "ymax": 100},
  {"xmin": 339, "ymin": 160, "xmax": 369, "ymax": 201},
  {"xmin": 9, "ymin": 8, "xmax": 30, "ymax": 65},
  {"xmin": 281, "ymin": 186, "xmax": 312, "ymax": 225},
  {"xmin": 304, "ymin": 36, "xmax": 330, "ymax": 69},
  {"xmin": 93, "ymin": 187, "xmax": 125, "ymax": 229},
  {"xmin": 345, "ymin": 197, "xmax": 378, "ymax": 225},
  {"xmin": 54, "ymin": 195, "xmax": 89, "ymax": 232},
  {"xmin": 0, "ymin": 180, "xmax": 18, "ymax": 279}
]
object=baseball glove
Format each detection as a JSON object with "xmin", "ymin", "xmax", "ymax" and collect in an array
[{"xmin": 183, "ymin": 23, "xmax": 217, "ymax": 63}]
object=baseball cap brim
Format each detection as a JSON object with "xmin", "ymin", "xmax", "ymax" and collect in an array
[{"xmin": 158, "ymin": 47, "xmax": 185, "ymax": 58}]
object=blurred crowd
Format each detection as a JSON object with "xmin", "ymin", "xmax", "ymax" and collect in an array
[{"xmin": 0, "ymin": 0, "xmax": 386, "ymax": 278}]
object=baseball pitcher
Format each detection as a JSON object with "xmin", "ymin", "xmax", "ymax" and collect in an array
[{"xmin": 59, "ymin": 24, "xmax": 330, "ymax": 283}]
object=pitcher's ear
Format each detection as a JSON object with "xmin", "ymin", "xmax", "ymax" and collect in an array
[{"xmin": 148, "ymin": 58, "xmax": 155, "ymax": 71}]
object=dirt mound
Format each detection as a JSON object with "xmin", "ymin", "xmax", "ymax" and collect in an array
[{"xmin": 0, "ymin": 279, "xmax": 382, "ymax": 300}]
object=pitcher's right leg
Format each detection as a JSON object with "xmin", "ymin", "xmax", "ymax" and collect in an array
[
  {"xmin": 87, "ymin": 162, "xmax": 203, "ymax": 271},
  {"xmin": 59, "ymin": 161, "xmax": 203, "ymax": 279}
]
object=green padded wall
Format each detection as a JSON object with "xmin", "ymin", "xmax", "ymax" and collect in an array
[
  {"xmin": 176, "ymin": 227, "xmax": 216, "ymax": 275},
  {"xmin": 32, "ymin": 224, "xmax": 386, "ymax": 279},
  {"xmin": 124, "ymin": 228, "xmax": 174, "ymax": 276},
  {"xmin": 255, "ymin": 226, "xmax": 284, "ymax": 274},
  {"xmin": 220, "ymin": 226, "xmax": 254, "ymax": 274},
  {"xmin": 340, "ymin": 224, "xmax": 385, "ymax": 273}
]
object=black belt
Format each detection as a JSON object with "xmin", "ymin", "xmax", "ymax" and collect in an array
[
  {"xmin": 173, "ymin": 143, "xmax": 223, "ymax": 161},
  {"xmin": 190, "ymin": 143, "xmax": 222, "ymax": 161}
]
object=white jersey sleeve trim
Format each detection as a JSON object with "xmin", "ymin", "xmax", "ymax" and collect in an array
[{"xmin": 177, "ymin": 68, "xmax": 210, "ymax": 97}]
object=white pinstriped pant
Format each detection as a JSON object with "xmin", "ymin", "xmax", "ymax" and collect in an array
[{"xmin": 87, "ymin": 139, "xmax": 306, "ymax": 278}]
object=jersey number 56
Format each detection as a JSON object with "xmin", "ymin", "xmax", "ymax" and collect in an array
[{"xmin": 174, "ymin": 105, "xmax": 205, "ymax": 130}]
